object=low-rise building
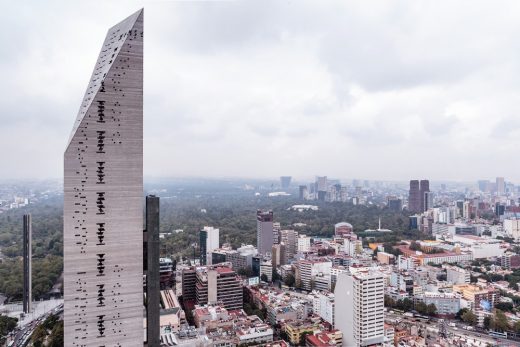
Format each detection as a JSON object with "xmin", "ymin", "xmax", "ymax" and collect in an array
[{"xmin": 305, "ymin": 329, "xmax": 343, "ymax": 346}]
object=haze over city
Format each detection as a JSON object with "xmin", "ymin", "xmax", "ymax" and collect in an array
[{"xmin": 2, "ymin": 1, "xmax": 520, "ymax": 181}]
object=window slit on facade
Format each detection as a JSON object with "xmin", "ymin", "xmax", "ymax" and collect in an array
[
  {"xmin": 96, "ymin": 192, "xmax": 105, "ymax": 215},
  {"xmin": 96, "ymin": 161, "xmax": 105, "ymax": 184},
  {"xmin": 96, "ymin": 253, "xmax": 106, "ymax": 277},
  {"xmin": 96, "ymin": 131, "xmax": 106, "ymax": 153}
]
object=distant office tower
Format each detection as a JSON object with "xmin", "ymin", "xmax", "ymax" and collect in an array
[
  {"xmin": 316, "ymin": 176, "xmax": 328, "ymax": 193},
  {"xmin": 387, "ymin": 198, "xmax": 403, "ymax": 212},
  {"xmin": 496, "ymin": 203, "xmax": 506, "ymax": 217},
  {"xmin": 200, "ymin": 226, "xmax": 220, "ymax": 265},
  {"xmin": 335, "ymin": 269, "xmax": 385, "ymax": 347},
  {"xmin": 280, "ymin": 176, "xmax": 292, "ymax": 189},
  {"xmin": 496, "ymin": 177, "xmax": 505, "ymax": 195},
  {"xmin": 424, "ymin": 191, "xmax": 434, "ymax": 211},
  {"xmin": 23, "ymin": 214, "xmax": 32, "ymax": 314},
  {"xmin": 419, "ymin": 180, "xmax": 430, "ymax": 212},
  {"xmin": 257, "ymin": 210, "xmax": 274, "ymax": 256},
  {"xmin": 299, "ymin": 185, "xmax": 308, "ymax": 200},
  {"xmin": 63, "ymin": 10, "xmax": 143, "ymax": 346},
  {"xmin": 478, "ymin": 180, "xmax": 490, "ymax": 192},
  {"xmin": 408, "ymin": 180, "xmax": 420, "ymax": 212},
  {"xmin": 335, "ymin": 222, "xmax": 353, "ymax": 237},
  {"xmin": 144, "ymin": 196, "xmax": 160, "ymax": 347},
  {"xmin": 408, "ymin": 179, "xmax": 429, "ymax": 212}
]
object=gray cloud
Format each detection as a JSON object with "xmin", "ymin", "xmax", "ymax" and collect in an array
[{"xmin": 1, "ymin": 0, "xmax": 520, "ymax": 182}]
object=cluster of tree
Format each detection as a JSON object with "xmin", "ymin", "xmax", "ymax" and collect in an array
[
  {"xmin": 157, "ymin": 193, "xmax": 434, "ymax": 261},
  {"xmin": 0, "ymin": 196, "xmax": 63, "ymax": 258},
  {"xmin": 483, "ymin": 309, "xmax": 511, "ymax": 332},
  {"xmin": 243, "ymin": 303, "xmax": 266, "ymax": 320},
  {"xmin": 415, "ymin": 302, "xmax": 437, "ymax": 316},
  {"xmin": 456, "ymin": 308, "xmax": 478, "ymax": 326},
  {"xmin": 0, "ymin": 315, "xmax": 18, "ymax": 345},
  {"xmin": 384, "ymin": 296, "xmax": 436, "ymax": 316},
  {"xmin": 0, "ymin": 255, "xmax": 62, "ymax": 301},
  {"xmin": 0, "ymin": 197, "xmax": 63, "ymax": 301},
  {"xmin": 284, "ymin": 273, "xmax": 295, "ymax": 287},
  {"xmin": 31, "ymin": 314, "xmax": 63, "ymax": 347}
]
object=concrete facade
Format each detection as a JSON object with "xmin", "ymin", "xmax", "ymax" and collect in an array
[
  {"xmin": 23, "ymin": 214, "xmax": 32, "ymax": 314},
  {"xmin": 63, "ymin": 9, "xmax": 144, "ymax": 346},
  {"xmin": 145, "ymin": 195, "xmax": 160, "ymax": 346}
]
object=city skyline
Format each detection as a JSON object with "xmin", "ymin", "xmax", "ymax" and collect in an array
[{"xmin": 3, "ymin": 1, "xmax": 520, "ymax": 181}]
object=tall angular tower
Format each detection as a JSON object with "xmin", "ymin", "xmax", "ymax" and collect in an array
[{"xmin": 64, "ymin": 9, "xmax": 143, "ymax": 346}]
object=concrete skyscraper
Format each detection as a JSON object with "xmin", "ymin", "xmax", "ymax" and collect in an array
[
  {"xmin": 63, "ymin": 9, "xmax": 143, "ymax": 346},
  {"xmin": 257, "ymin": 210, "xmax": 274, "ymax": 256},
  {"xmin": 23, "ymin": 214, "xmax": 32, "ymax": 314}
]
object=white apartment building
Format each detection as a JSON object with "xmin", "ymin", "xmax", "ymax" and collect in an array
[
  {"xmin": 335, "ymin": 269, "xmax": 385, "ymax": 347},
  {"xmin": 201, "ymin": 226, "xmax": 220, "ymax": 265},
  {"xmin": 310, "ymin": 291, "xmax": 335, "ymax": 327},
  {"xmin": 297, "ymin": 235, "xmax": 311, "ymax": 252},
  {"xmin": 260, "ymin": 259, "xmax": 273, "ymax": 282},
  {"xmin": 344, "ymin": 239, "xmax": 363, "ymax": 256},
  {"xmin": 446, "ymin": 266, "xmax": 470, "ymax": 285},
  {"xmin": 298, "ymin": 260, "xmax": 332, "ymax": 291},
  {"xmin": 504, "ymin": 219, "xmax": 520, "ymax": 240}
]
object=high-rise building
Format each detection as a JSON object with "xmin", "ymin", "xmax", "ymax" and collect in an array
[
  {"xmin": 144, "ymin": 195, "xmax": 160, "ymax": 346},
  {"xmin": 194, "ymin": 264, "xmax": 243, "ymax": 310},
  {"xmin": 496, "ymin": 177, "xmax": 505, "ymax": 195},
  {"xmin": 419, "ymin": 180, "xmax": 430, "ymax": 212},
  {"xmin": 299, "ymin": 185, "xmax": 308, "ymax": 200},
  {"xmin": 257, "ymin": 210, "xmax": 274, "ymax": 256},
  {"xmin": 280, "ymin": 176, "xmax": 292, "ymax": 189},
  {"xmin": 409, "ymin": 179, "xmax": 430, "ymax": 212},
  {"xmin": 200, "ymin": 226, "xmax": 220, "ymax": 265},
  {"xmin": 424, "ymin": 191, "xmax": 434, "ymax": 211},
  {"xmin": 478, "ymin": 180, "xmax": 490, "ymax": 192},
  {"xmin": 408, "ymin": 180, "xmax": 420, "ymax": 212},
  {"xmin": 23, "ymin": 214, "xmax": 32, "ymax": 314},
  {"xmin": 279, "ymin": 229, "xmax": 298, "ymax": 261},
  {"xmin": 335, "ymin": 269, "xmax": 385, "ymax": 347},
  {"xmin": 316, "ymin": 176, "xmax": 328, "ymax": 193},
  {"xmin": 63, "ymin": 10, "xmax": 143, "ymax": 346},
  {"xmin": 271, "ymin": 243, "xmax": 285, "ymax": 268}
]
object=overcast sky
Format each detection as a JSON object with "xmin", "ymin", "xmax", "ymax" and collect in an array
[{"xmin": 2, "ymin": 1, "xmax": 520, "ymax": 182}]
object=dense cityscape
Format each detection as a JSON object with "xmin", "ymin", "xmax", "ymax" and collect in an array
[{"xmin": 2, "ymin": 3, "xmax": 520, "ymax": 347}]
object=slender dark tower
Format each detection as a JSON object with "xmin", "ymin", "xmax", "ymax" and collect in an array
[
  {"xmin": 420, "ymin": 180, "xmax": 430, "ymax": 212},
  {"xmin": 144, "ymin": 195, "xmax": 160, "ymax": 346},
  {"xmin": 23, "ymin": 214, "xmax": 32, "ymax": 314}
]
